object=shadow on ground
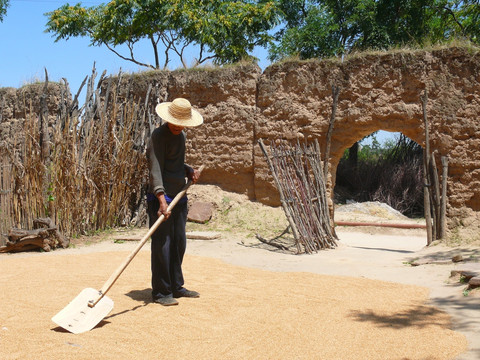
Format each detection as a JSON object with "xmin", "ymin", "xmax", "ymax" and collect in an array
[{"xmin": 349, "ymin": 304, "xmax": 448, "ymax": 329}]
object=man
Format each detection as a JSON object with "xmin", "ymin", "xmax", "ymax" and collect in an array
[{"xmin": 147, "ymin": 97, "xmax": 203, "ymax": 306}]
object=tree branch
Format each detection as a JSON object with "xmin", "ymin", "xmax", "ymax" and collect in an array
[
  {"xmin": 194, "ymin": 43, "xmax": 216, "ymax": 66},
  {"xmin": 439, "ymin": 5, "xmax": 465, "ymax": 34},
  {"xmin": 168, "ymin": 32, "xmax": 192, "ymax": 68},
  {"xmin": 160, "ymin": 33, "xmax": 173, "ymax": 69},
  {"xmin": 103, "ymin": 42, "xmax": 156, "ymax": 69},
  {"xmin": 149, "ymin": 34, "xmax": 160, "ymax": 69}
]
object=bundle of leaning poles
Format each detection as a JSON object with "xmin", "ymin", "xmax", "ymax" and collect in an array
[{"xmin": 259, "ymin": 139, "xmax": 337, "ymax": 254}]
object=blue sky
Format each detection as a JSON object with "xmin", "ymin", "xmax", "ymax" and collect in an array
[
  {"xmin": 0, "ymin": 0, "xmax": 271, "ymax": 93},
  {"xmin": 0, "ymin": 0, "xmax": 395, "ymax": 143},
  {"xmin": 1, "ymin": 0, "xmax": 129, "ymax": 91}
]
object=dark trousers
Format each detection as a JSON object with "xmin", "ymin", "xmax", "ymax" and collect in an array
[{"xmin": 147, "ymin": 197, "xmax": 188, "ymax": 299}]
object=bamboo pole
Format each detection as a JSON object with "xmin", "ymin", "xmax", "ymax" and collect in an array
[
  {"xmin": 421, "ymin": 90, "xmax": 433, "ymax": 246},
  {"xmin": 335, "ymin": 221, "xmax": 427, "ymax": 229},
  {"xmin": 439, "ymin": 156, "xmax": 449, "ymax": 239},
  {"xmin": 430, "ymin": 151, "xmax": 441, "ymax": 239}
]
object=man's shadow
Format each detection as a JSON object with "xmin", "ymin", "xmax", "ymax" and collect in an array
[
  {"xmin": 125, "ymin": 288, "xmax": 153, "ymax": 304},
  {"xmin": 103, "ymin": 288, "xmax": 152, "ymax": 321}
]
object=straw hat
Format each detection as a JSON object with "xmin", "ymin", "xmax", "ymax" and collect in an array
[{"xmin": 155, "ymin": 98, "xmax": 203, "ymax": 127}]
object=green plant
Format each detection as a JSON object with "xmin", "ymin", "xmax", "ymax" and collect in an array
[
  {"xmin": 0, "ymin": 0, "xmax": 9, "ymax": 22},
  {"xmin": 44, "ymin": 183, "xmax": 55, "ymax": 217},
  {"xmin": 270, "ymin": 0, "xmax": 480, "ymax": 63},
  {"xmin": 220, "ymin": 197, "xmax": 232, "ymax": 216},
  {"xmin": 45, "ymin": 0, "xmax": 280, "ymax": 69}
]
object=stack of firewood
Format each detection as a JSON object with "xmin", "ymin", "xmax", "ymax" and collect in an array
[{"xmin": 0, "ymin": 218, "xmax": 69, "ymax": 253}]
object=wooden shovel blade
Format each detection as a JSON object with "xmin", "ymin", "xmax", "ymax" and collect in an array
[{"xmin": 52, "ymin": 288, "xmax": 114, "ymax": 334}]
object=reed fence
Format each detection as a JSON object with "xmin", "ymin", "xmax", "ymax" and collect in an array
[
  {"xmin": 1, "ymin": 67, "xmax": 153, "ymax": 239},
  {"xmin": 0, "ymin": 160, "xmax": 13, "ymax": 246}
]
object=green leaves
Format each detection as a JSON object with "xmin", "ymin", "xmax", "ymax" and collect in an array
[
  {"xmin": 448, "ymin": 0, "xmax": 480, "ymax": 42},
  {"xmin": 44, "ymin": 0, "xmax": 280, "ymax": 69},
  {"xmin": 0, "ymin": 0, "xmax": 9, "ymax": 22},
  {"xmin": 271, "ymin": 0, "xmax": 367, "ymax": 61},
  {"xmin": 45, "ymin": 3, "xmax": 97, "ymax": 42},
  {"xmin": 191, "ymin": 1, "xmax": 281, "ymax": 64},
  {"xmin": 270, "ymin": 0, "xmax": 480, "ymax": 62}
]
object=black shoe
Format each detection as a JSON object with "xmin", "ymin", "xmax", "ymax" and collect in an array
[
  {"xmin": 153, "ymin": 296, "xmax": 179, "ymax": 306},
  {"xmin": 173, "ymin": 289, "xmax": 200, "ymax": 298}
]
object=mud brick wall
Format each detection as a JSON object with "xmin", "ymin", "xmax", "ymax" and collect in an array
[
  {"xmin": 2, "ymin": 46, "xmax": 479, "ymax": 235},
  {"xmin": 255, "ymin": 48, "xmax": 480, "ymax": 227}
]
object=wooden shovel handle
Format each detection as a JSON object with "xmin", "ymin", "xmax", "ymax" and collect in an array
[{"xmin": 89, "ymin": 165, "xmax": 205, "ymax": 307}]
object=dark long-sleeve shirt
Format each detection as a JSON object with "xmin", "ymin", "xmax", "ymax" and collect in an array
[{"xmin": 147, "ymin": 123, "xmax": 192, "ymax": 197}]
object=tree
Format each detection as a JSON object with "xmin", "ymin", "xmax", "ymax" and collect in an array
[
  {"xmin": 269, "ymin": 3, "xmax": 346, "ymax": 60},
  {"xmin": 45, "ymin": 0, "xmax": 280, "ymax": 69},
  {"xmin": 269, "ymin": 0, "xmax": 480, "ymax": 62},
  {"xmin": 270, "ymin": 0, "xmax": 377, "ymax": 61},
  {"xmin": 437, "ymin": 0, "xmax": 480, "ymax": 43},
  {"xmin": 0, "ymin": 0, "xmax": 9, "ymax": 22}
]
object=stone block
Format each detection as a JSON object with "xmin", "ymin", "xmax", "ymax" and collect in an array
[{"xmin": 188, "ymin": 202, "xmax": 213, "ymax": 224}]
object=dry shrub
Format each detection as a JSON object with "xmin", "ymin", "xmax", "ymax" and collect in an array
[
  {"xmin": 336, "ymin": 135, "xmax": 424, "ymax": 217},
  {"xmin": 371, "ymin": 156, "xmax": 424, "ymax": 216}
]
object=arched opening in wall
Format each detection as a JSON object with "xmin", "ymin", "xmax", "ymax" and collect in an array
[{"xmin": 334, "ymin": 130, "xmax": 425, "ymax": 231}]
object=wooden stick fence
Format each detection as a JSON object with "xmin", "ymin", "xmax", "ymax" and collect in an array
[
  {"xmin": 259, "ymin": 139, "xmax": 337, "ymax": 254},
  {"xmin": 2, "ymin": 65, "xmax": 152, "ymax": 240}
]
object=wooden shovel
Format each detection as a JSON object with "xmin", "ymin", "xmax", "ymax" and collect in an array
[{"xmin": 52, "ymin": 165, "xmax": 204, "ymax": 334}]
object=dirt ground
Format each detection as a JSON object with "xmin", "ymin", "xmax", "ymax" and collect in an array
[{"xmin": 0, "ymin": 185, "xmax": 479, "ymax": 360}]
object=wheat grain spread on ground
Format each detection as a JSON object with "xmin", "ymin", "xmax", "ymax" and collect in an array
[
  {"xmin": 0, "ymin": 186, "xmax": 478, "ymax": 359},
  {"xmin": 0, "ymin": 245, "xmax": 469, "ymax": 360}
]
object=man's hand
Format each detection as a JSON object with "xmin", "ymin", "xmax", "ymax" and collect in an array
[
  {"xmin": 188, "ymin": 168, "xmax": 201, "ymax": 184},
  {"xmin": 156, "ymin": 193, "xmax": 171, "ymax": 219}
]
